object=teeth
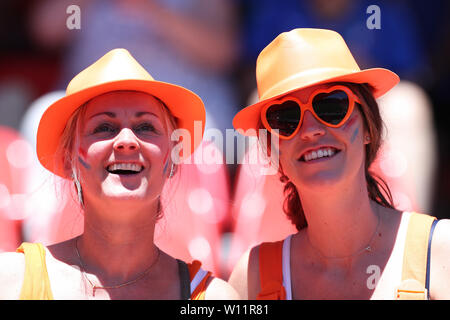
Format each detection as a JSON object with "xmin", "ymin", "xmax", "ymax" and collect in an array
[
  {"xmin": 107, "ymin": 163, "xmax": 143, "ymax": 172},
  {"xmin": 329, "ymin": 149, "xmax": 335, "ymax": 157},
  {"xmin": 303, "ymin": 148, "xmax": 336, "ymax": 162}
]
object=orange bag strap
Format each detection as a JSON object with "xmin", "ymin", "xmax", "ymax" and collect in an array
[
  {"xmin": 257, "ymin": 240, "xmax": 286, "ymax": 300},
  {"xmin": 396, "ymin": 212, "xmax": 437, "ymax": 300},
  {"xmin": 187, "ymin": 260, "xmax": 211, "ymax": 300},
  {"xmin": 16, "ymin": 242, "xmax": 53, "ymax": 300}
]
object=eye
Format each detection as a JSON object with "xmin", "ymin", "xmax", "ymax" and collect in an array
[
  {"xmin": 93, "ymin": 123, "xmax": 117, "ymax": 134},
  {"xmin": 134, "ymin": 123, "xmax": 159, "ymax": 134}
]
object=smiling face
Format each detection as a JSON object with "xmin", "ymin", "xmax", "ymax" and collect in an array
[
  {"xmin": 71, "ymin": 91, "xmax": 175, "ymax": 211},
  {"xmin": 277, "ymin": 83, "xmax": 370, "ymax": 192}
]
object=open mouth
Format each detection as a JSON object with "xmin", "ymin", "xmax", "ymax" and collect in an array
[
  {"xmin": 298, "ymin": 147, "xmax": 341, "ymax": 162},
  {"xmin": 106, "ymin": 163, "xmax": 144, "ymax": 175}
]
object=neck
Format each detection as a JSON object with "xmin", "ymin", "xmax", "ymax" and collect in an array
[
  {"xmin": 298, "ymin": 176, "xmax": 380, "ymax": 267},
  {"xmin": 77, "ymin": 199, "xmax": 160, "ymax": 282}
]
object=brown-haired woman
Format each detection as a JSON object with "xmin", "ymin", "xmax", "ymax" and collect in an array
[
  {"xmin": 228, "ymin": 28, "xmax": 450, "ymax": 300},
  {"xmin": 0, "ymin": 48, "xmax": 238, "ymax": 300}
]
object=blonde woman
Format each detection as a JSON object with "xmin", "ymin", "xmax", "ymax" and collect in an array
[{"xmin": 0, "ymin": 49, "xmax": 238, "ymax": 300}]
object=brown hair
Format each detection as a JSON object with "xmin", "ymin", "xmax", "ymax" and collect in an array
[{"xmin": 263, "ymin": 82, "xmax": 395, "ymax": 231}]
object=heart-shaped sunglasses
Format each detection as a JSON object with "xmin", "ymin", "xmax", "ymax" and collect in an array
[{"xmin": 261, "ymin": 85, "xmax": 362, "ymax": 139}]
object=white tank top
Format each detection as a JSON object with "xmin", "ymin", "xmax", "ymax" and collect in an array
[{"xmin": 281, "ymin": 211, "xmax": 413, "ymax": 300}]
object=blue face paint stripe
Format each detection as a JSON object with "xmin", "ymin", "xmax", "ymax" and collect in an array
[
  {"xmin": 350, "ymin": 127, "xmax": 359, "ymax": 143},
  {"xmin": 163, "ymin": 160, "xmax": 169, "ymax": 174},
  {"xmin": 78, "ymin": 156, "xmax": 91, "ymax": 170}
]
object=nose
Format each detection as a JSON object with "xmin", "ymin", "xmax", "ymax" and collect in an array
[
  {"xmin": 298, "ymin": 110, "xmax": 326, "ymax": 140},
  {"xmin": 113, "ymin": 128, "xmax": 140, "ymax": 152}
]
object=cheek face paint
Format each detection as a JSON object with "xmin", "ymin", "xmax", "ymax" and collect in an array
[
  {"xmin": 342, "ymin": 114, "xmax": 358, "ymax": 131},
  {"xmin": 350, "ymin": 127, "xmax": 359, "ymax": 143},
  {"xmin": 162, "ymin": 160, "xmax": 169, "ymax": 174},
  {"xmin": 342, "ymin": 114, "xmax": 359, "ymax": 143},
  {"xmin": 78, "ymin": 147, "xmax": 91, "ymax": 170},
  {"xmin": 162, "ymin": 150, "xmax": 169, "ymax": 174}
]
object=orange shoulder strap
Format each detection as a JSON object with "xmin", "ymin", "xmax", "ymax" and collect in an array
[
  {"xmin": 396, "ymin": 212, "xmax": 437, "ymax": 300},
  {"xmin": 16, "ymin": 242, "xmax": 54, "ymax": 300},
  {"xmin": 187, "ymin": 260, "xmax": 211, "ymax": 300},
  {"xmin": 257, "ymin": 240, "xmax": 286, "ymax": 300}
]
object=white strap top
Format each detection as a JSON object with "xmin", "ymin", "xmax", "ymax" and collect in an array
[
  {"xmin": 282, "ymin": 234, "xmax": 293, "ymax": 300},
  {"xmin": 280, "ymin": 212, "xmax": 412, "ymax": 300}
]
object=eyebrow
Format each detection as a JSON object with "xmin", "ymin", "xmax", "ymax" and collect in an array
[
  {"xmin": 88, "ymin": 111, "xmax": 158, "ymax": 120},
  {"xmin": 135, "ymin": 111, "xmax": 158, "ymax": 118}
]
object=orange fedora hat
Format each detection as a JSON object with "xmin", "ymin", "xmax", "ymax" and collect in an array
[
  {"xmin": 37, "ymin": 48, "xmax": 205, "ymax": 178},
  {"xmin": 233, "ymin": 28, "xmax": 400, "ymax": 134}
]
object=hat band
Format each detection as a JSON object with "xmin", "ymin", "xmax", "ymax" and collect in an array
[{"xmin": 259, "ymin": 67, "xmax": 360, "ymax": 101}]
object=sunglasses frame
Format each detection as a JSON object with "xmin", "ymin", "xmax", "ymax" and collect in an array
[{"xmin": 261, "ymin": 85, "xmax": 362, "ymax": 140}]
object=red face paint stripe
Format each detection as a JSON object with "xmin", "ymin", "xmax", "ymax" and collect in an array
[
  {"xmin": 343, "ymin": 114, "xmax": 358, "ymax": 130},
  {"xmin": 163, "ymin": 150, "xmax": 169, "ymax": 164},
  {"xmin": 77, "ymin": 147, "xmax": 91, "ymax": 169},
  {"xmin": 78, "ymin": 147, "xmax": 88, "ymax": 159}
]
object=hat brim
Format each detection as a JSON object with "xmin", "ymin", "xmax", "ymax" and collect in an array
[
  {"xmin": 37, "ymin": 79, "xmax": 205, "ymax": 178},
  {"xmin": 233, "ymin": 68, "xmax": 400, "ymax": 135}
]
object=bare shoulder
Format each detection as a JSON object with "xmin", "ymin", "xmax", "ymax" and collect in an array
[
  {"xmin": 430, "ymin": 219, "xmax": 450, "ymax": 299},
  {"xmin": 0, "ymin": 251, "xmax": 25, "ymax": 299},
  {"xmin": 431, "ymin": 218, "xmax": 450, "ymax": 255},
  {"xmin": 204, "ymin": 276, "xmax": 240, "ymax": 300},
  {"xmin": 227, "ymin": 245, "xmax": 260, "ymax": 300}
]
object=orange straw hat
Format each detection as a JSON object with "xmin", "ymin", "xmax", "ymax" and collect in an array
[
  {"xmin": 233, "ymin": 28, "xmax": 400, "ymax": 134},
  {"xmin": 37, "ymin": 48, "xmax": 205, "ymax": 178}
]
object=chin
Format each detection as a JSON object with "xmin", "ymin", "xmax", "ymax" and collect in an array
[
  {"xmin": 294, "ymin": 169, "xmax": 347, "ymax": 192},
  {"xmin": 106, "ymin": 192, "xmax": 148, "ymax": 201},
  {"xmin": 101, "ymin": 183, "xmax": 156, "ymax": 202}
]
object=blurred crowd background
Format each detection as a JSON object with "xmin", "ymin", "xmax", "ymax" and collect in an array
[{"xmin": 0, "ymin": 0, "xmax": 449, "ymax": 279}]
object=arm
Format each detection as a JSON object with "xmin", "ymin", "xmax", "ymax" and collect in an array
[
  {"xmin": 429, "ymin": 219, "xmax": 450, "ymax": 299},
  {"xmin": 0, "ymin": 252, "xmax": 25, "ymax": 299},
  {"xmin": 227, "ymin": 246, "xmax": 260, "ymax": 300}
]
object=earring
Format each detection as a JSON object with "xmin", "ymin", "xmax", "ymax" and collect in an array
[
  {"xmin": 169, "ymin": 163, "xmax": 175, "ymax": 178},
  {"xmin": 365, "ymin": 135, "xmax": 371, "ymax": 143},
  {"xmin": 72, "ymin": 170, "xmax": 84, "ymax": 207},
  {"xmin": 73, "ymin": 176, "xmax": 84, "ymax": 206}
]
